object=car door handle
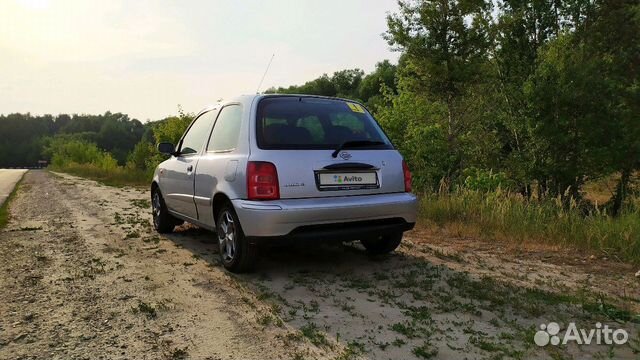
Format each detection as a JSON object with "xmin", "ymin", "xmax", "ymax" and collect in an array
[{"xmin": 187, "ymin": 165, "xmax": 193, "ymax": 172}]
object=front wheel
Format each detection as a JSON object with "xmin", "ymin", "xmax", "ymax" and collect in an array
[
  {"xmin": 216, "ymin": 204, "xmax": 257, "ymax": 273},
  {"xmin": 361, "ymin": 232, "xmax": 403, "ymax": 255},
  {"xmin": 151, "ymin": 188, "xmax": 179, "ymax": 233}
]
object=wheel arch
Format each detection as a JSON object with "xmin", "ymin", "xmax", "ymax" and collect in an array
[
  {"xmin": 212, "ymin": 192, "xmax": 231, "ymax": 223},
  {"xmin": 151, "ymin": 181, "xmax": 159, "ymax": 198}
]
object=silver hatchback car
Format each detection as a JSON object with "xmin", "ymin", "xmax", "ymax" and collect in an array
[{"xmin": 151, "ymin": 94, "xmax": 417, "ymax": 272}]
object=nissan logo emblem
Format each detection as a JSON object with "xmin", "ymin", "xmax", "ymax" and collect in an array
[{"xmin": 339, "ymin": 152, "xmax": 352, "ymax": 160}]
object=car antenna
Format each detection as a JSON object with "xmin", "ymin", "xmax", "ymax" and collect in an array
[{"xmin": 256, "ymin": 53, "xmax": 275, "ymax": 94}]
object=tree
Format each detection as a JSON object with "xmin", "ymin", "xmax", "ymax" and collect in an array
[
  {"xmin": 331, "ymin": 69, "xmax": 364, "ymax": 99},
  {"xmin": 525, "ymin": 34, "xmax": 613, "ymax": 200},
  {"xmin": 0, "ymin": 113, "xmax": 54, "ymax": 167},
  {"xmin": 265, "ymin": 74, "xmax": 337, "ymax": 97},
  {"xmin": 384, "ymin": 0, "xmax": 493, "ymax": 183},
  {"xmin": 581, "ymin": 0, "xmax": 640, "ymax": 214},
  {"xmin": 359, "ymin": 60, "xmax": 398, "ymax": 110}
]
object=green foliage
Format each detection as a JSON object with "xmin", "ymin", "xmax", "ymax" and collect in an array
[
  {"xmin": 0, "ymin": 112, "xmax": 145, "ymax": 167},
  {"xmin": 265, "ymin": 61, "xmax": 397, "ymax": 109},
  {"xmin": 95, "ymin": 113, "xmax": 145, "ymax": 164},
  {"xmin": 385, "ymin": 0, "xmax": 491, "ymax": 98},
  {"xmin": 149, "ymin": 112, "xmax": 193, "ymax": 145},
  {"xmin": 126, "ymin": 140, "xmax": 159, "ymax": 181},
  {"xmin": 44, "ymin": 137, "xmax": 149, "ymax": 186},
  {"xmin": 141, "ymin": 110, "xmax": 194, "ymax": 175},
  {"xmin": 462, "ymin": 168, "xmax": 512, "ymax": 192},
  {"xmin": 374, "ymin": 0, "xmax": 639, "ymax": 208},
  {"xmin": 376, "ymin": 91, "xmax": 453, "ymax": 190},
  {"xmin": 525, "ymin": 34, "xmax": 613, "ymax": 198},
  {"xmin": 358, "ymin": 60, "xmax": 398, "ymax": 110},
  {"xmin": 45, "ymin": 137, "xmax": 117, "ymax": 170},
  {"xmin": 580, "ymin": 0, "xmax": 640, "ymax": 214},
  {"xmin": 383, "ymin": 0, "xmax": 497, "ymax": 187},
  {"xmin": 37, "ymin": 108, "xmax": 195, "ymax": 186},
  {"xmin": 0, "ymin": 113, "xmax": 53, "ymax": 168}
]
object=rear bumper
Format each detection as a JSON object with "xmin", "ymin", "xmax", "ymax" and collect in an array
[
  {"xmin": 231, "ymin": 192, "xmax": 417, "ymax": 239},
  {"xmin": 246, "ymin": 219, "xmax": 415, "ymax": 246}
]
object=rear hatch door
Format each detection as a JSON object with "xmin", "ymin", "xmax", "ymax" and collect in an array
[{"xmin": 253, "ymin": 96, "xmax": 405, "ymax": 199}]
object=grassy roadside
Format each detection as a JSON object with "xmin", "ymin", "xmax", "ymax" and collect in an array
[
  {"xmin": 419, "ymin": 190, "xmax": 640, "ymax": 264},
  {"xmin": 0, "ymin": 176, "xmax": 25, "ymax": 229},
  {"xmin": 49, "ymin": 164, "xmax": 150, "ymax": 187}
]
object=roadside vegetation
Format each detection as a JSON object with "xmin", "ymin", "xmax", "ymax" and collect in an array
[
  {"xmin": 420, "ymin": 184, "xmax": 640, "ymax": 263},
  {"xmin": 0, "ymin": 1, "xmax": 637, "ymax": 260},
  {"xmin": 0, "ymin": 177, "xmax": 23, "ymax": 229},
  {"xmin": 41, "ymin": 110, "xmax": 194, "ymax": 187}
]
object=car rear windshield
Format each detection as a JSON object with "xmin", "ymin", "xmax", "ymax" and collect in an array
[{"xmin": 256, "ymin": 96, "xmax": 393, "ymax": 150}]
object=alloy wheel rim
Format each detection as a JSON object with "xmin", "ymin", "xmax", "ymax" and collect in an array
[
  {"xmin": 152, "ymin": 192, "xmax": 161, "ymax": 228},
  {"xmin": 218, "ymin": 211, "xmax": 236, "ymax": 262}
]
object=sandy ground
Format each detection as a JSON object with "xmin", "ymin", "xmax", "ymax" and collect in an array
[
  {"xmin": 0, "ymin": 170, "xmax": 638, "ymax": 360},
  {"xmin": 0, "ymin": 169, "xmax": 27, "ymax": 206}
]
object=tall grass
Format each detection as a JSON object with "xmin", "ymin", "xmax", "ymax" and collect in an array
[{"xmin": 420, "ymin": 189, "xmax": 640, "ymax": 264}]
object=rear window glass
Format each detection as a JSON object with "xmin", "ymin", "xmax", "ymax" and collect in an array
[{"xmin": 256, "ymin": 97, "xmax": 393, "ymax": 150}]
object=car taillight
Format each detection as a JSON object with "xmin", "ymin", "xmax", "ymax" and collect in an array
[
  {"xmin": 402, "ymin": 160, "xmax": 412, "ymax": 193},
  {"xmin": 247, "ymin": 161, "xmax": 280, "ymax": 200}
]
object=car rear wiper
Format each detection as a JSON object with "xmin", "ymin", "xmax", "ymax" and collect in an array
[{"xmin": 331, "ymin": 140, "xmax": 385, "ymax": 158}]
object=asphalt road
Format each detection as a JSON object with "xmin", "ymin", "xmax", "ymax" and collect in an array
[{"xmin": 0, "ymin": 169, "xmax": 27, "ymax": 207}]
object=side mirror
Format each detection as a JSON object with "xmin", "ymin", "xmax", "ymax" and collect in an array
[{"xmin": 157, "ymin": 142, "xmax": 175, "ymax": 155}]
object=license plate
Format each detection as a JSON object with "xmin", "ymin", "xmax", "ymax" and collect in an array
[{"xmin": 318, "ymin": 172, "xmax": 378, "ymax": 187}]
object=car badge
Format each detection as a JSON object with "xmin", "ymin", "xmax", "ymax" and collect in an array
[{"xmin": 339, "ymin": 152, "xmax": 352, "ymax": 160}]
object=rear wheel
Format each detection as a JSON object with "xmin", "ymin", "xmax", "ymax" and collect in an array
[
  {"xmin": 151, "ymin": 188, "xmax": 179, "ymax": 233},
  {"xmin": 361, "ymin": 232, "xmax": 403, "ymax": 255},
  {"xmin": 216, "ymin": 203, "xmax": 257, "ymax": 273}
]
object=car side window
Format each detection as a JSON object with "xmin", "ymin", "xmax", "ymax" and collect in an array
[
  {"xmin": 207, "ymin": 105, "xmax": 242, "ymax": 152},
  {"xmin": 179, "ymin": 111, "xmax": 215, "ymax": 155}
]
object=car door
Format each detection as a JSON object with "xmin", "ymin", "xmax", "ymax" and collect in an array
[
  {"xmin": 162, "ymin": 110, "xmax": 217, "ymax": 219},
  {"xmin": 194, "ymin": 104, "xmax": 245, "ymax": 227}
]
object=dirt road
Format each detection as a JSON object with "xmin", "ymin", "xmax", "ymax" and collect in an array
[
  {"xmin": 0, "ymin": 169, "xmax": 26, "ymax": 206},
  {"xmin": 0, "ymin": 171, "xmax": 638, "ymax": 360}
]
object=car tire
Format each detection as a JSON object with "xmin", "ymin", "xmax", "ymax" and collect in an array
[
  {"xmin": 216, "ymin": 203, "xmax": 257, "ymax": 273},
  {"xmin": 151, "ymin": 188, "xmax": 179, "ymax": 233},
  {"xmin": 361, "ymin": 232, "xmax": 403, "ymax": 255}
]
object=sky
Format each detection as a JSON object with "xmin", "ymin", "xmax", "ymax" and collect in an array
[{"xmin": 0, "ymin": 0, "xmax": 401, "ymax": 121}]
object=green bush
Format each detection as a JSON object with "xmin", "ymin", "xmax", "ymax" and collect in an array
[
  {"xmin": 462, "ymin": 168, "xmax": 513, "ymax": 192},
  {"xmin": 45, "ymin": 137, "xmax": 148, "ymax": 186},
  {"xmin": 45, "ymin": 138, "xmax": 117, "ymax": 170}
]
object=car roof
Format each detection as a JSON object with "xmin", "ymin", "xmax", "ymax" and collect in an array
[
  {"xmin": 256, "ymin": 93, "xmax": 360, "ymax": 103},
  {"xmin": 196, "ymin": 94, "xmax": 365, "ymax": 117}
]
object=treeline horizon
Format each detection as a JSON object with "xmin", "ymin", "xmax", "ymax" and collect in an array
[{"xmin": 0, "ymin": 112, "xmax": 148, "ymax": 168}]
